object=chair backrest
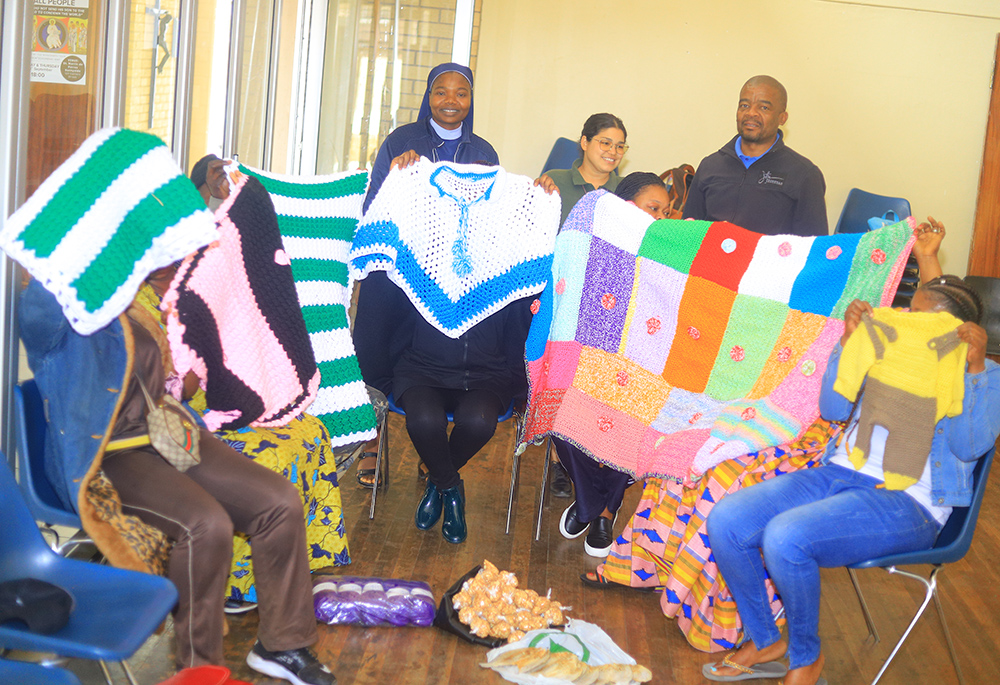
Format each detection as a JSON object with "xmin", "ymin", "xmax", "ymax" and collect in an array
[
  {"xmin": 0, "ymin": 453, "xmax": 65, "ymax": 579},
  {"xmin": 962, "ymin": 276, "xmax": 1000, "ymax": 356},
  {"xmin": 14, "ymin": 380, "xmax": 81, "ymax": 528},
  {"xmin": 932, "ymin": 446, "xmax": 994, "ymax": 563},
  {"xmin": 0, "ymin": 657, "xmax": 82, "ymax": 685},
  {"xmin": 834, "ymin": 188, "xmax": 912, "ymax": 234},
  {"xmin": 540, "ymin": 137, "xmax": 580, "ymax": 176}
]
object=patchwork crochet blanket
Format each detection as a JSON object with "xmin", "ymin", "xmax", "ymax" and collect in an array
[
  {"xmin": 0, "ymin": 128, "xmax": 216, "ymax": 334},
  {"xmin": 238, "ymin": 164, "xmax": 377, "ymax": 448},
  {"xmin": 164, "ymin": 175, "xmax": 320, "ymax": 431},
  {"xmin": 521, "ymin": 190, "xmax": 915, "ymax": 480},
  {"xmin": 350, "ymin": 158, "xmax": 560, "ymax": 338}
]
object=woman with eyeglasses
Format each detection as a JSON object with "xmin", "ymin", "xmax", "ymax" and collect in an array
[{"xmin": 535, "ymin": 112, "xmax": 628, "ymax": 226}]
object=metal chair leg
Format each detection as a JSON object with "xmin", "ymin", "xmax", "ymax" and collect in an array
[
  {"xmin": 97, "ymin": 660, "xmax": 113, "ymax": 685},
  {"xmin": 534, "ymin": 438, "xmax": 552, "ymax": 541},
  {"xmin": 848, "ymin": 567, "xmax": 880, "ymax": 644},
  {"xmin": 869, "ymin": 565, "xmax": 938, "ymax": 685},
  {"xmin": 369, "ymin": 414, "xmax": 389, "ymax": 520},
  {"xmin": 932, "ymin": 576, "xmax": 966, "ymax": 685},
  {"xmin": 505, "ymin": 449, "xmax": 520, "ymax": 535},
  {"xmin": 121, "ymin": 659, "xmax": 139, "ymax": 685}
]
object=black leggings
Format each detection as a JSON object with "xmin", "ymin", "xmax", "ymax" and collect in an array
[{"xmin": 398, "ymin": 386, "xmax": 504, "ymax": 490}]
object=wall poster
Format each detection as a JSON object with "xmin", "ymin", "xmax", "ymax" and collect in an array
[{"xmin": 31, "ymin": 0, "xmax": 89, "ymax": 85}]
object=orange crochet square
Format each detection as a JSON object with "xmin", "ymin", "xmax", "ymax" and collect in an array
[
  {"xmin": 747, "ymin": 310, "xmax": 829, "ymax": 400},
  {"xmin": 662, "ymin": 276, "xmax": 736, "ymax": 393},
  {"xmin": 572, "ymin": 347, "xmax": 670, "ymax": 425},
  {"xmin": 551, "ymin": 387, "xmax": 647, "ymax": 474}
]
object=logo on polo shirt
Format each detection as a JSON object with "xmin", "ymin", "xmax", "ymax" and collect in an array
[{"xmin": 758, "ymin": 171, "xmax": 784, "ymax": 186}]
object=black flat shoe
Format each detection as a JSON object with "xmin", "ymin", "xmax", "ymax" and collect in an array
[
  {"xmin": 559, "ymin": 501, "xmax": 589, "ymax": 540},
  {"xmin": 440, "ymin": 483, "xmax": 467, "ymax": 544},
  {"xmin": 584, "ymin": 515, "xmax": 615, "ymax": 558},
  {"xmin": 550, "ymin": 460, "xmax": 573, "ymax": 498},
  {"xmin": 414, "ymin": 482, "xmax": 442, "ymax": 530}
]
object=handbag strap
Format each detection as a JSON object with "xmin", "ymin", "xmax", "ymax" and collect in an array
[{"xmin": 132, "ymin": 371, "xmax": 159, "ymax": 413}]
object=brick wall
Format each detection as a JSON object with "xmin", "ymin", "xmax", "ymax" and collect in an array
[
  {"xmin": 393, "ymin": 0, "xmax": 483, "ymax": 126},
  {"xmin": 123, "ymin": 0, "xmax": 180, "ymax": 146}
]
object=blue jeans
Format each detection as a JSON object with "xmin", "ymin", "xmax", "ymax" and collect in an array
[{"xmin": 706, "ymin": 464, "xmax": 940, "ymax": 669}]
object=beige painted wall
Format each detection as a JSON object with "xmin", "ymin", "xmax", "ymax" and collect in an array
[{"xmin": 474, "ymin": 0, "xmax": 1000, "ymax": 275}]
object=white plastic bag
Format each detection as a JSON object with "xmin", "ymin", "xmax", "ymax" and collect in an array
[{"xmin": 480, "ymin": 619, "xmax": 650, "ymax": 685}]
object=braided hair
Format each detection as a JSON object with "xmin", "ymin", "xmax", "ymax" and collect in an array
[
  {"xmin": 614, "ymin": 172, "xmax": 666, "ymax": 202},
  {"xmin": 920, "ymin": 275, "xmax": 984, "ymax": 324}
]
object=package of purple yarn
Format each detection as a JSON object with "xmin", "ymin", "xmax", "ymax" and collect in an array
[{"xmin": 312, "ymin": 576, "xmax": 436, "ymax": 627}]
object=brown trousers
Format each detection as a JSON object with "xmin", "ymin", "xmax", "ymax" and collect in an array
[{"xmin": 102, "ymin": 428, "xmax": 317, "ymax": 669}]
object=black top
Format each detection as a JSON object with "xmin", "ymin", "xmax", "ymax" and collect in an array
[
  {"xmin": 353, "ymin": 272, "xmax": 532, "ymax": 406},
  {"xmin": 683, "ymin": 134, "xmax": 828, "ymax": 236}
]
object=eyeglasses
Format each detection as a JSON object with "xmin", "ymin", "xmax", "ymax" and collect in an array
[{"xmin": 594, "ymin": 138, "xmax": 629, "ymax": 155}]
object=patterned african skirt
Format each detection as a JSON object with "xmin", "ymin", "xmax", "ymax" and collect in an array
[{"xmin": 597, "ymin": 419, "xmax": 838, "ymax": 652}]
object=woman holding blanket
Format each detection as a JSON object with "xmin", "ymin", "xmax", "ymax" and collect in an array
[
  {"xmin": 362, "ymin": 61, "xmax": 498, "ymax": 211},
  {"xmin": 702, "ymin": 274, "xmax": 997, "ymax": 685},
  {"xmin": 584, "ymin": 220, "xmax": 952, "ymax": 653},
  {"xmin": 354, "ymin": 61, "xmax": 500, "ymax": 487}
]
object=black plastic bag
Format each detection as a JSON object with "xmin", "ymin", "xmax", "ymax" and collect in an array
[{"xmin": 433, "ymin": 564, "xmax": 505, "ymax": 648}]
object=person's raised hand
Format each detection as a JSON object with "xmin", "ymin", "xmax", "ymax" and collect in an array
[
  {"xmin": 533, "ymin": 174, "xmax": 560, "ymax": 195},
  {"xmin": 957, "ymin": 321, "xmax": 988, "ymax": 374},
  {"xmin": 390, "ymin": 149, "xmax": 421, "ymax": 171},
  {"xmin": 913, "ymin": 216, "xmax": 946, "ymax": 259},
  {"xmin": 841, "ymin": 299, "xmax": 874, "ymax": 347}
]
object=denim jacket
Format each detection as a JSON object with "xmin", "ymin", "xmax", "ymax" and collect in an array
[
  {"xmin": 19, "ymin": 279, "xmax": 134, "ymax": 514},
  {"xmin": 818, "ymin": 342, "xmax": 1000, "ymax": 507}
]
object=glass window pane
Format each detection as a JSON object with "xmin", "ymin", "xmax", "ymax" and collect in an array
[{"xmin": 26, "ymin": 0, "xmax": 107, "ymax": 196}]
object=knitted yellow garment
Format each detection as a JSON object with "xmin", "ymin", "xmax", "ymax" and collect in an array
[{"xmin": 833, "ymin": 308, "xmax": 966, "ymax": 489}]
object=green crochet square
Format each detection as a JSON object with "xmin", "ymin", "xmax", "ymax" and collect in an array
[{"xmin": 637, "ymin": 219, "xmax": 712, "ymax": 272}]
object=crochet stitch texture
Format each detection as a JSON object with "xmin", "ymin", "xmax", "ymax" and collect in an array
[
  {"xmin": 239, "ymin": 164, "xmax": 377, "ymax": 448},
  {"xmin": 834, "ymin": 308, "xmax": 966, "ymax": 489},
  {"xmin": 350, "ymin": 158, "xmax": 561, "ymax": 338},
  {"xmin": 0, "ymin": 128, "xmax": 217, "ymax": 334},
  {"xmin": 521, "ymin": 189, "xmax": 915, "ymax": 481},
  {"xmin": 163, "ymin": 175, "xmax": 320, "ymax": 431}
]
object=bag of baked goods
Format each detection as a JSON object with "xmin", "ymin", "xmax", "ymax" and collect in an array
[
  {"xmin": 479, "ymin": 619, "xmax": 652, "ymax": 685},
  {"xmin": 434, "ymin": 561, "xmax": 568, "ymax": 647}
]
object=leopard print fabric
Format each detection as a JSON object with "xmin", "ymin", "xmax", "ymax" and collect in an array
[{"xmin": 86, "ymin": 470, "xmax": 172, "ymax": 576}]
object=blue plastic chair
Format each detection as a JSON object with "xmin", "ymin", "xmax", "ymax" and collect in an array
[
  {"xmin": 0, "ymin": 656, "xmax": 82, "ymax": 685},
  {"xmin": 847, "ymin": 446, "xmax": 994, "ymax": 685},
  {"xmin": 539, "ymin": 137, "xmax": 580, "ymax": 176},
  {"xmin": 833, "ymin": 188, "xmax": 911, "ymax": 234},
  {"xmin": 13, "ymin": 381, "xmax": 87, "ymax": 554},
  {"xmin": 369, "ymin": 393, "xmax": 520, "ymax": 530},
  {"xmin": 0, "ymin": 454, "xmax": 178, "ymax": 685}
]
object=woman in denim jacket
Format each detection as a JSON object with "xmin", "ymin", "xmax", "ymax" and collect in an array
[{"xmin": 702, "ymin": 275, "xmax": 1000, "ymax": 685}]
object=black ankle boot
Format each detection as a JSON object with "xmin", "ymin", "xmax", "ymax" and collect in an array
[
  {"xmin": 440, "ymin": 483, "xmax": 467, "ymax": 544},
  {"xmin": 414, "ymin": 481, "xmax": 442, "ymax": 530}
]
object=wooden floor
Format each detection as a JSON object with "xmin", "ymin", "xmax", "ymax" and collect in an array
[{"xmin": 62, "ymin": 414, "xmax": 1000, "ymax": 683}]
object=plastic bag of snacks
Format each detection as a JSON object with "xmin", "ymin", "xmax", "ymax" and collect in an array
[
  {"xmin": 312, "ymin": 576, "xmax": 435, "ymax": 627},
  {"xmin": 434, "ymin": 561, "xmax": 567, "ymax": 647},
  {"xmin": 479, "ymin": 619, "xmax": 652, "ymax": 684}
]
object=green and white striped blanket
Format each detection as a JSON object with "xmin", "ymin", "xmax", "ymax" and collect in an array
[
  {"xmin": 1, "ymin": 128, "xmax": 216, "ymax": 335},
  {"xmin": 239, "ymin": 164, "xmax": 376, "ymax": 448}
]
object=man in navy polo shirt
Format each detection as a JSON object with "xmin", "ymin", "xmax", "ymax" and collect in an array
[{"xmin": 684, "ymin": 75, "xmax": 828, "ymax": 236}]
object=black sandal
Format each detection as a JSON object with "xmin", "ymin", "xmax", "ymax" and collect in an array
[
  {"xmin": 356, "ymin": 452, "xmax": 378, "ymax": 489},
  {"xmin": 579, "ymin": 570, "xmax": 662, "ymax": 593}
]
